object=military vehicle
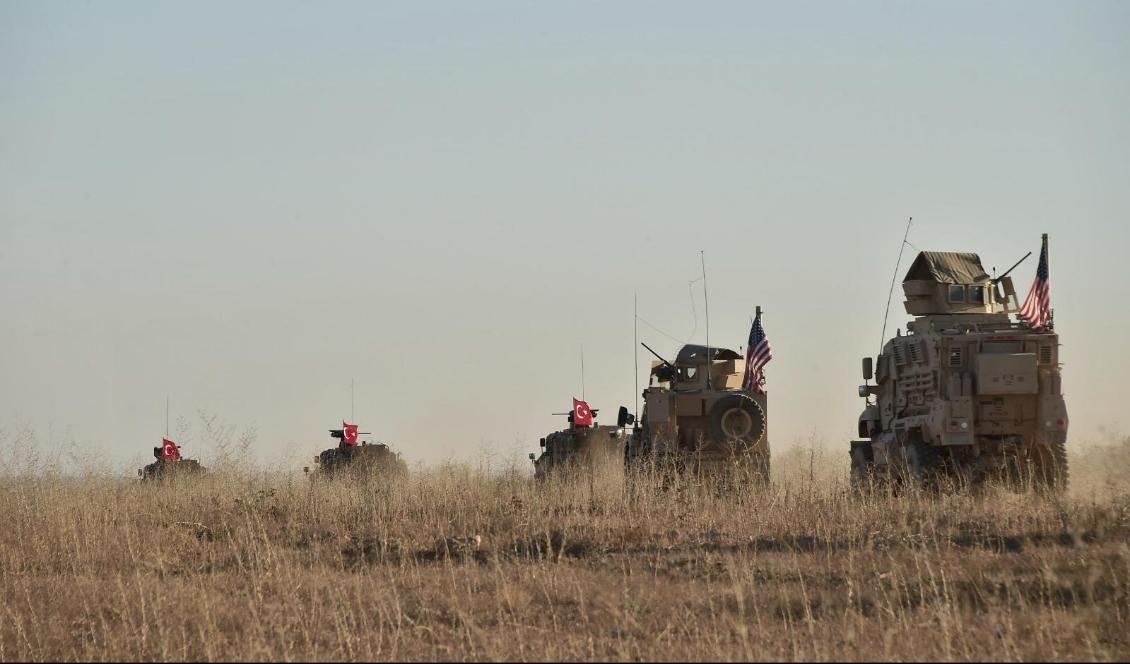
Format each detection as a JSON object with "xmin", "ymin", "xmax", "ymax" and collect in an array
[
  {"xmin": 625, "ymin": 343, "xmax": 769, "ymax": 481},
  {"xmin": 306, "ymin": 426, "xmax": 407, "ymax": 479},
  {"xmin": 850, "ymin": 242, "xmax": 1068, "ymax": 491},
  {"xmin": 138, "ymin": 438, "xmax": 206, "ymax": 481},
  {"xmin": 529, "ymin": 405, "xmax": 631, "ymax": 480}
]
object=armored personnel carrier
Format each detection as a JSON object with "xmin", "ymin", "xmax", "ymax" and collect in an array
[
  {"xmin": 529, "ymin": 403, "xmax": 631, "ymax": 480},
  {"xmin": 851, "ymin": 242, "xmax": 1068, "ymax": 491},
  {"xmin": 138, "ymin": 438, "xmax": 206, "ymax": 481},
  {"xmin": 307, "ymin": 425, "xmax": 407, "ymax": 479},
  {"xmin": 626, "ymin": 344, "xmax": 769, "ymax": 481}
]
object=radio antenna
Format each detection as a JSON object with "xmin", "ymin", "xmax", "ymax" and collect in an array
[
  {"xmin": 633, "ymin": 293, "xmax": 639, "ymax": 426},
  {"xmin": 165, "ymin": 396, "xmax": 169, "ymax": 437},
  {"xmin": 351, "ymin": 378, "xmax": 355, "ymax": 422},
  {"xmin": 580, "ymin": 345, "xmax": 585, "ymax": 401},
  {"xmin": 879, "ymin": 217, "xmax": 913, "ymax": 357},
  {"xmin": 701, "ymin": 250, "xmax": 711, "ymax": 389}
]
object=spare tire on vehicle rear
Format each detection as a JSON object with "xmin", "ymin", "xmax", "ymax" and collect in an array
[{"xmin": 707, "ymin": 393, "xmax": 765, "ymax": 448}]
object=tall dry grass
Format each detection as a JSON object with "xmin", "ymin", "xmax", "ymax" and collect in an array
[{"xmin": 0, "ymin": 438, "xmax": 1127, "ymax": 661}]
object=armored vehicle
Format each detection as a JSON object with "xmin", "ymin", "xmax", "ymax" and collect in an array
[
  {"xmin": 529, "ymin": 406, "xmax": 631, "ymax": 480},
  {"xmin": 626, "ymin": 344, "xmax": 769, "ymax": 481},
  {"xmin": 139, "ymin": 439, "xmax": 206, "ymax": 481},
  {"xmin": 307, "ymin": 427, "xmax": 407, "ymax": 479},
  {"xmin": 851, "ymin": 243, "xmax": 1068, "ymax": 491}
]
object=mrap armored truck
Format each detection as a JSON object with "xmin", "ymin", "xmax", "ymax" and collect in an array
[
  {"xmin": 851, "ymin": 246, "xmax": 1068, "ymax": 490},
  {"xmin": 626, "ymin": 344, "xmax": 769, "ymax": 481}
]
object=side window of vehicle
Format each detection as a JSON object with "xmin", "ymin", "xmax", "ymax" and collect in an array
[
  {"xmin": 948, "ymin": 285, "xmax": 965, "ymax": 302},
  {"xmin": 968, "ymin": 285, "xmax": 985, "ymax": 304}
]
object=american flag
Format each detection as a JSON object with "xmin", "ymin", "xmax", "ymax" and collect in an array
[
  {"xmin": 742, "ymin": 309, "xmax": 772, "ymax": 393},
  {"xmin": 1017, "ymin": 234, "xmax": 1051, "ymax": 332}
]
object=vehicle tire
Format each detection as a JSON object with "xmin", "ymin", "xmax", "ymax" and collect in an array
[
  {"xmin": 899, "ymin": 438, "xmax": 943, "ymax": 491},
  {"xmin": 1031, "ymin": 441, "xmax": 1068, "ymax": 493},
  {"xmin": 744, "ymin": 452, "xmax": 770, "ymax": 485},
  {"xmin": 850, "ymin": 443, "xmax": 874, "ymax": 493},
  {"xmin": 707, "ymin": 394, "xmax": 765, "ymax": 449}
]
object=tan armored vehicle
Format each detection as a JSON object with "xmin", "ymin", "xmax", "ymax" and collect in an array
[
  {"xmin": 626, "ymin": 344, "xmax": 769, "ymax": 481},
  {"xmin": 306, "ymin": 426, "xmax": 407, "ymax": 479},
  {"xmin": 529, "ymin": 406, "xmax": 631, "ymax": 480},
  {"xmin": 138, "ymin": 438, "xmax": 206, "ymax": 481},
  {"xmin": 851, "ymin": 244, "xmax": 1068, "ymax": 490}
]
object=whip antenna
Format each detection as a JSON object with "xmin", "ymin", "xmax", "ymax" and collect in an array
[
  {"xmin": 879, "ymin": 217, "xmax": 913, "ymax": 357},
  {"xmin": 634, "ymin": 293, "xmax": 639, "ymax": 426},
  {"xmin": 580, "ymin": 344, "xmax": 585, "ymax": 401},
  {"xmin": 701, "ymin": 250, "xmax": 711, "ymax": 389}
]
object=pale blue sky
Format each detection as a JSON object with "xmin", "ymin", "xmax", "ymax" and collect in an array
[{"xmin": 2, "ymin": 1, "xmax": 1128, "ymax": 471}]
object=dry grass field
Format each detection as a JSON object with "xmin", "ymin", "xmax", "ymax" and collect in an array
[{"xmin": 1, "ymin": 437, "xmax": 1128, "ymax": 662}]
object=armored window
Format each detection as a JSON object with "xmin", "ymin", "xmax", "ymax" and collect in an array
[
  {"xmin": 948, "ymin": 347, "xmax": 963, "ymax": 367},
  {"xmin": 948, "ymin": 285, "xmax": 965, "ymax": 302},
  {"xmin": 678, "ymin": 367, "xmax": 698, "ymax": 382},
  {"xmin": 969, "ymin": 286, "xmax": 985, "ymax": 304},
  {"xmin": 1038, "ymin": 345, "xmax": 1054, "ymax": 365}
]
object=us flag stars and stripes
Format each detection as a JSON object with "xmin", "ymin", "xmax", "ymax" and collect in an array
[
  {"xmin": 742, "ymin": 309, "xmax": 773, "ymax": 393},
  {"xmin": 1018, "ymin": 234, "xmax": 1052, "ymax": 332}
]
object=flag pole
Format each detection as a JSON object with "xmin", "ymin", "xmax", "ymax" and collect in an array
[
  {"xmin": 351, "ymin": 378, "xmax": 355, "ymax": 422},
  {"xmin": 165, "ymin": 396, "xmax": 169, "ymax": 437}
]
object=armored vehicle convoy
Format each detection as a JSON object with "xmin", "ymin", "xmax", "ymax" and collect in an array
[
  {"xmin": 307, "ymin": 422, "xmax": 407, "ymax": 479},
  {"xmin": 626, "ymin": 343, "xmax": 769, "ymax": 481},
  {"xmin": 529, "ymin": 400, "xmax": 631, "ymax": 480},
  {"xmin": 851, "ymin": 238, "xmax": 1068, "ymax": 491},
  {"xmin": 139, "ymin": 437, "xmax": 206, "ymax": 481}
]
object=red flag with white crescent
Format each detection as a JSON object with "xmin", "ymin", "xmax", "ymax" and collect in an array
[
  {"xmin": 162, "ymin": 437, "xmax": 181, "ymax": 461},
  {"xmin": 573, "ymin": 398, "xmax": 593, "ymax": 428},
  {"xmin": 343, "ymin": 421, "xmax": 359, "ymax": 446}
]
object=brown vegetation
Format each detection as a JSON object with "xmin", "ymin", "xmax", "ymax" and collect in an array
[{"xmin": 1, "ymin": 438, "xmax": 1128, "ymax": 661}]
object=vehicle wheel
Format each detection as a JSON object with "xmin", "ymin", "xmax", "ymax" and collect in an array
[
  {"xmin": 899, "ymin": 438, "xmax": 943, "ymax": 491},
  {"xmin": 850, "ymin": 443, "xmax": 874, "ymax": 493},
  {"xmin": 747, "ymin": 452, "xmax": 770, "ymax": 485},
  {"xmin": 1030, "ymin": 441, "xmax": 1068, "ymax": 493},
  {"xmin": 707, "ymin": 394, "xmax": 765, "ymax": 449}
]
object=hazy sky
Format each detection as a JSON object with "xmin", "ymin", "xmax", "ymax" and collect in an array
[{"xmin": 2, "ymin": 1, "xmax": 1128, "ymax": 472}]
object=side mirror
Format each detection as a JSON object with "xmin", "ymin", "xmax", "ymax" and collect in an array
[
  {"xmin": 539, "ymin": 437, "xmax": 546, "ymax": 448},
  {"xmin": 862, "ymin": 357, "xmax": 873, "ymax": 381},
  {"xmin": 137, "ymin": 468, "xmax": 143, "ymax": 477},
  {"xmin": 528, "ymin": 453, "xmax": 536, "ymax": 461},
  {"xmin": 616, "ymin": 406, "xmax": 636, "ymax": 428}
]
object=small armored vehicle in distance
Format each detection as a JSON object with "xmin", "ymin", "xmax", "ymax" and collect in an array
[
  {"xmin": 139, "ymin": 438, "xmax": 206, "ymax": 481},
  {"xmin": 626, "ymin": 344, "xmax": 770, "ymax": 481},
  {"xmin": 851, "ymin": 244, "xmax": 1068, "ymax": 491},
  {"xmin": 307, "ymin": 425, "xmax": 407, "ymax": 479},
  {"xmin": 530, "ymin": 404, "xmax": 631, "ymax": 480}
]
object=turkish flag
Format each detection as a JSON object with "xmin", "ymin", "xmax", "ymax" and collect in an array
[
  {"xmin": 573, "ymin": 398, "xmax": 593, "ymax": 428},
  {"xmin": 343, "ymin": 421, "xmax": 359, "ymax": 446},
  {"xmin": 162, "ymin": 437, "xmax": 181, "ymax": 461}
]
